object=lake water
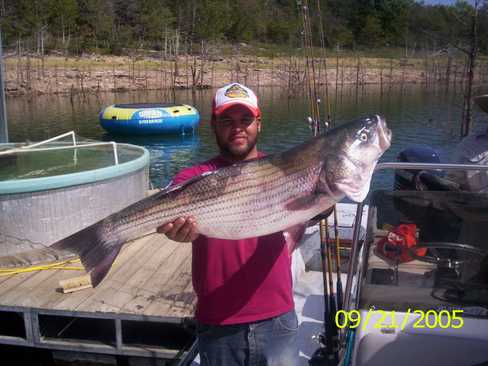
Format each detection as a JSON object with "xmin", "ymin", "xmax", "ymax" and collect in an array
[{"xmin": 5, "ymin": 84, "xmax": 488, "ymax": 191}]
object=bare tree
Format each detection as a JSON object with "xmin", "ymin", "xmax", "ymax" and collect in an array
[{"xmin": 460, "ymin": 0, "xmax": 481, "ymax": 137}]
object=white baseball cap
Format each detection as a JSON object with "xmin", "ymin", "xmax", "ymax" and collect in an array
[{"xmin": 212, "ymin": 83, "xmax": 261, "ymax": 119}]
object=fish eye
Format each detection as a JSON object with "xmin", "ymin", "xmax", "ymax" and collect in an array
[{"xmin": 359, "ymin": 132, "xmax": 368, "ymax": 142}]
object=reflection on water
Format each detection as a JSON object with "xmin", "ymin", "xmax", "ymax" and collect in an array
[{"xmin": 5, "ymin": 84, "xmax": 488, "ymax": 189}]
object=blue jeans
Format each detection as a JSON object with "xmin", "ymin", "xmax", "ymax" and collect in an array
[{"xmin": 197, "ymin": 310, "xmax": 300, "ymax": 366}]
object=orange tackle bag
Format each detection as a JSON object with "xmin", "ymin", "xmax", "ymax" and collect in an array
[{"xmin": 376, "ymin": 224, "xmax": 427, "ymax": 263}]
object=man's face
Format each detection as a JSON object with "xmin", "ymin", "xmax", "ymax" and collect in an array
[{"xmin": 212, "ymin": 104, "xmax": 261, "ymax": 160}]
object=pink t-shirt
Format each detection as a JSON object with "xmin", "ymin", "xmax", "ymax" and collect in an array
[{"xmin": 172, "ymin": 154, "xmax": 294, "ymax": 325}]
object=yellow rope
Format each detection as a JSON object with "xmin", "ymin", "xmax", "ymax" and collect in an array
[{"xmin": 0, "ymin": 258, "xmax": 84, "ymax": 276}]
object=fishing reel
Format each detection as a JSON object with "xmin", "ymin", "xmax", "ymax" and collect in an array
[
  {"xmin": 309, "ymin": 333, "xmax": 338, "ymax": 366},
  {"xmin": 309, "ymin": 346, "xmax": 328, "ymax": 366},
  {"xmin": 306, "ymin": 116, "xmax": 329, "ymax": 135}
]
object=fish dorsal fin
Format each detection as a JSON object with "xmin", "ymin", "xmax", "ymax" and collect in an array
[
  {"xmin": 155, "ymin": 170, "xmax": 220, "ymax": 197},
  {"xmin": 159, "ymin": 163, "xmax": 246, "ymax": 196}
]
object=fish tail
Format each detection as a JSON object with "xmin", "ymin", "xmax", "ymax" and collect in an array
[
  {"xmin": 51, "ymin": 220, "xmax": 122, "ymax": 287},
  {"xmin": 89, "ymin": 245, "xmax": 122, "ymax": 287}
]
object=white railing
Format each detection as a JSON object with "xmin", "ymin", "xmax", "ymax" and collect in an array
[
  {"xmin": 0, "ymin": 131, "xmax": 119, "ymax": 165},
  {"xmin": 19, "ymin": 131, "xmax": 77, "ymax": 149}
]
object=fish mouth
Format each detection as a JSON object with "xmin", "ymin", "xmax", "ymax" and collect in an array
[
  {"xmin": 334, "ymin": 173, "xmax": 372, "ymax": 202},
  {"xmin": 335, "ymin": 178, "xmax": 372, "ymax": 202},
  {"xmin": 331, "ymin": 154, "xmax": 376, "ymax": 202},
  {"xmin": 335, "ymin": 178, "xmax": 361, "ymax": 194}
]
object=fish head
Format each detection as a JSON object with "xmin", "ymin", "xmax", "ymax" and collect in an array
[{"xmin": 322, "ymin": 115, "xmax": 392, "ymax": 202}]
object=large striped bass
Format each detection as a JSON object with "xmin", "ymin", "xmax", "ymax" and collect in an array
[{"xmin": 53, "ymin": 115, "xmax": 392, "ymax": 286}]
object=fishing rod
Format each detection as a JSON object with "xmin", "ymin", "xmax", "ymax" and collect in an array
[
  {"xmin": 324, "ymin": 216, "xmax": 339, "ymax": 363},
  {"xmin": 309, "ymin": 215, "xmax": 337, "ymax": 366},
  {"xmin": 315, "ymin": 0, "xmax": 332, "ymax": 128},
  {"xmin": 315, "ymin": 0, "xmax": 343, "ymax": 331},
  {"xmin": 299, "ymin": 1, "xmax": 341, "ymax": 365},
  {"xmin": 333, "ymin": 208, "xmax": 343, "ymax": 312},
  {"xmin": 313, "ymin": 0, "xmax": 340, "ymax": 323},
  {"xmin": 300, "ymin": 0, "xmax": 321, "ymax": 131}
]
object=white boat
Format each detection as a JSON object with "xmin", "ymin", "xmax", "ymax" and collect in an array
[
  {"xmin": 183, "ymin": 162, "xmax": 488, "ymax": 366},
  {"xmin": 340, "ymin": 162, "xmax": 488, "ymax": 366}
]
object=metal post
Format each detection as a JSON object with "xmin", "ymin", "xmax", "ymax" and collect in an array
[
  {"xmin": 342, "ymin": 201, "xmax": 364, "ymax": 315},
  {"xmin": 0, "ymin": 28, "xmax": 8, "ymax": 143}
]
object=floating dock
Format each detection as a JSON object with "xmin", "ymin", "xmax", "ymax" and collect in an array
[{"xmin": 0, "ymin": 233, "xmax": 196, "ymax": 360}]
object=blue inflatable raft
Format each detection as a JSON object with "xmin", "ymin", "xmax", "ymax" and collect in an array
[{"xmin": 99, "ymin": 103, "xmax": 200, "ymax": 135}]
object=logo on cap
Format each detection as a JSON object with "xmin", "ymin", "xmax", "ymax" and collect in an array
[
  {"xmin": 224, "ymin": 84, "xmax": 249, "ymax": 99},
  {"xmin": 212, "ymin": 83, "xmax": 260, "ymax": 119}
]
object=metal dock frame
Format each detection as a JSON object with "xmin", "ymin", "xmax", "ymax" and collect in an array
[
  {"xmin": 0, "ymin": 234, "xmax": 197, "ymax": 362},
  {"xmin": 0, "ymin": 304, "xmax": 196, "ymax": 359}
]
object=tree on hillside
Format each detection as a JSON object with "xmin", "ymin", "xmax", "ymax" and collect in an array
[
  {"xmin": 478, "ymin": 1, "xmax": 488, "ymax": 51},
  {"xmin": 47, "ymin": 0, "xmax": 79, "ymax": 53},
  {"xmin": 360, "ymin": 15, "xmax": 384, "ymax": 47},
  {"xmin": 225, "ymin": 0, "xmax": 264, "ymax": 43},
  {"xmin": 76, "ymin": 0, "xmax": 115, "ymax": 53},
  {"xmin": 4, "ymin": 0, "xmax": 50, "ymax": 53},
  {"xmin": 194, "ymin": 0, "xmax": 231, "ymax": 41},
  {"xmin": 135, "ymin": 0, "xmax": 174, "ymax": 48},
  {"xmin": 265, "ymin": 0, "xmax": 300, "ymax": 46},
  {"xmin": 458, "ymin": 0, "xmax": 482, "ymax": 137},
  {"xmin": 375, "ymin": 0, "xmax": 414, "ymax": 48},
  {"xmin": 0, "ymin": 0, "xmax": 486, "ymax": 56},
  {"xmin": 346, "ymin": 0, "xmax": 379, "ymax": 48}
]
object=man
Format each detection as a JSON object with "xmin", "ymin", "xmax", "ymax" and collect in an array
[{"xmin": 157, "ymin": 83, "xmax": 300, "ymax": 366}]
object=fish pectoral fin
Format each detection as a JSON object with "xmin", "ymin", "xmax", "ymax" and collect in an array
[
  {"xmin": 284, "ymin": 223, "xmax": 307, "ymax": 253},
  {"xmin": 285, "ymin": 194, "xmax": 321, "ymax": 211}
]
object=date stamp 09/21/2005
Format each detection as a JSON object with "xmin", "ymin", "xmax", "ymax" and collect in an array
[{"xmin": 335, "ymin": 309, "xmax": 464, "ymax": 331}]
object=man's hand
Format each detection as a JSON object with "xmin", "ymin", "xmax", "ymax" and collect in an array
[{"xmin": 156, "ymin": 217, "xmax": 199, "ymax": 242}]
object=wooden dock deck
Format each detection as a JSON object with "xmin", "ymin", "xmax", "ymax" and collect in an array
[{"xmin": 0, "ymin": 233, "xmax": 196, "ymax": 360}]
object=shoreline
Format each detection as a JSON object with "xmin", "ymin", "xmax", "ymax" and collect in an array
[{"xmin": 4, "ymin": 54, "xmax": 486, "ymax": 97}]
